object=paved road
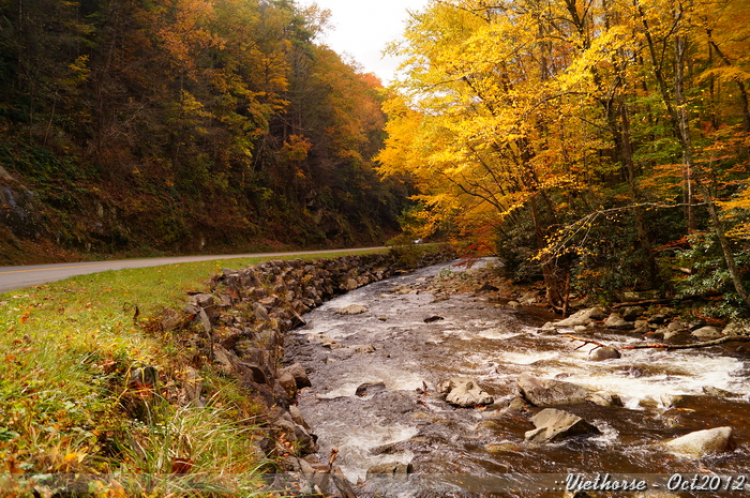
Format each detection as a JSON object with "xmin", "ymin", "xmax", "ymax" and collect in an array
[{"xmin": 0, "ymin": 247, "xmax": 386, "ymax": 293}]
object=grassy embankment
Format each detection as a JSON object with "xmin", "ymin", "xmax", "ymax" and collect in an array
[{"xmin": 0, "ymin": 248, "xmax": 388, "ymax": 496}]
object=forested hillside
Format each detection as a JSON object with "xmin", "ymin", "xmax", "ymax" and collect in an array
[
  {"xmin": 0, "ymin": 0, "xmax": 408, "ymax": 263},
  {"xmin": 379, "ymin": 0, "xmax": 750, "ymax": 317}
]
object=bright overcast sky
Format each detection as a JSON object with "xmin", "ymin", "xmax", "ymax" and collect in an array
[{"xmin": 299, "ymin": 0, "xmax": 430, "ymax": 85}]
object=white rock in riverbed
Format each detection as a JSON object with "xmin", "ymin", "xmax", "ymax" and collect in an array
[
  {"xmin": 662, "ymin": 426, "xmax": 734, "ymax": 458},
  {"xmin": 337, "ymin": 304, "xmax": 368, "ymax": 315}
]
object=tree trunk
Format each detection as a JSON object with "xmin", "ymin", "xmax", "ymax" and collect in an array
[{"xmin": 675, "ymin": 35, "xmax": 696, "ymax": 232}]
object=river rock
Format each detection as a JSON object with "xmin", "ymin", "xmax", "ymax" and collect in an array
[
  {"xmin": 604, "ymin": 313, "xmax": 634, "ymax": 330},
  {"xmin": 723, "ymin": 319, "xmax": 750, "ymax": 336},
  {"xmin": 517, "ymin": 374, "xmax": 589, "ymax": 407},
  {"xmin": 667, "ymin": 320, "xmax": 689, "ymax": 332},
  {"xmin": 507, "ymin": 396, "xmax": 528, "ymax": 411},
  {"xmin": 288, "ymin": 405, "xmax": 311, "ymax": 430},
  {"xmin": 440, "ymin": 378, "xmax": 494, "ymax": 407},
  {"xmin": 689, "ymin": 319, "xmax": 707, "ymax": 331},
  {"xmin": 702, "ymin": 386, "xmax": 740, "ymax": 398},
  {"xmin": 573, "ymin": 325, "xmax": 589, "ymax": 334},
  {"xmin": 352, "ymin": 344, "xmax": 376, "ymax": 353},
  {"xmin": 278, "ymin": 372, "xmax": 298, "ymax": 398},
  {"xmin": 356, "ymin": 382, "xmax": 387, "ymax": 397},
  {"xmin": 586, "ymin": 391, "xmax": 623, "ymax": 407},
  {"xmin": 539, "ymin": 322, "xmax": 557, "ymax": 334},
  {"xmin": 525, "ymin": 408, "xmax": 600, "ymax": 443},
  {"xmin": 662, "ymin": 426, "xmax": 734, "ymax": 457},
  {"xmin": 663, "ymin": 329, "xmax": 691, "ymax": 344},
  {"xmin": 691, "ymin": 326, "xmax": 723, "ymax": 340},
  {"xmin": 519, "ymin": 290, "xmax": 540, "ymax": 304},
  {"xmin": 337, "ymin": 304, "xmax": 368, "ymax": 315},
  {"xmin": 589, "ymin": 347, "xmax": 621, "ymax": 361},
  {"xmin": 366, "ymin": 462, "xmax": 413, "ymax": 480},
  {"xmin": 485, "ymin": 442, "xmax": 517, "ymax": 453},
  {"xmin": 280, "ymin": 363, "xmax": 312, "ymax": 389},
  {"xmin": 554, "ymin": 307, "xmax": 607, "ymax": 328},
  {"xmin": 620, "ymin": 306, "xmax": 646, "ymax": 321}
]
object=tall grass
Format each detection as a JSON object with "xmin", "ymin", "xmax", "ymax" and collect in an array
[{"xmin": 0, "ymin": 249, "xmax": 385, "ymax": 495}]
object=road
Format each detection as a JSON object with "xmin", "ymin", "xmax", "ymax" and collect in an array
[{"xmin": 0, "ymin": 246, "xmax": 386, "ymax": 293}]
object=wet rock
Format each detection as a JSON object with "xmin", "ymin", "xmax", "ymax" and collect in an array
[
  {"xmin": 573, "ymin": 325, "xmax": 589, "ymax": 334},
  {"xmin": 337, "ymin": 304, "xmax": 368, "ymax": 315},
  {"xmin": 525, "ymin": 408, "xmax": 600, "ymax": 443},
  {"xmin": 485, "ymin": 442, "xmax": 518, "ymax": 453},
  {"xmin": 352, "ymin": 344, "xmax": 376, "ymax": 353},
  {"xmin": 692, "ymin": 326, "xmax": 723, "ymax": 340},
  {"xmin": 517, "ymin": 374, "xmax": 589, "ymax": 407},
  {"xmin": 667, "ymin": 320, "xmax": 689, "ymax": 332},
  {"xmin": 648, "ymin": 314, "xmax": 668, "ymax": 325},
  {"xmin": 633, "ymin": 319, "xmax": 650, "ymax": 331},
  {"xmin": 289, "ymin": 405, "xmax": 311, "ymax": 430},
  {"xmin": 589, "ymin": 347, "xmax": 621, "ymax": 361},
  {"xmin": 539, "ymin": 322, "xmax": 557, "ymax": 334},
  {"xmin": 356, "ymin": 382, "xmax": 387, "ymax": 397},
  {"xmin": 586, "ymin": 391, "xmax": 623, "ymax": 407},
  {"xmin": 519, "ymin": 290, "xmax": 540, "ymax": 304},
  {"xmin": 366, "ymin": 462, "xmax": 413, "ymax": 480},
  {"xmin": 689, "ymin": 319, "xmax": 707, "ymax": 331},
  {"xmin": 554, "ymin": 307, "xmax": 607, "ymax": 328},
  {"xmin": 440, "ymin": 378, "xmax": 494, "ymax": 407},
  {"xmin": 507, "ymin": 301, "xmax": 521, "ymax": 307},
  {"xmin": 604, "ymin": 313, "xmax": 634, "ymax": 330},
  {"xmin": 281, "ymin": 363, "xmax": 311, "ymax": 389},
  {"xmin": 507, "ymin": 396, "xmax": 528, "ymax": 411},
  {"xmin": 702, "ymin": 386, "xmax": 740, "ymax": 398},
  {"xmin": 640, "ymin": 394, "xmax": 684, "ymax": 409},
  {"xmin": 662, "ymin": 426, "xmax": 734, "ymax": 458},
  {"xmin": 663, "ymin": 329, "xmax": 691, "ymax": 344},
  {"xmin": 424, "ymin": 315, "xmax": 444, "ymax": 323},
  {"xmin": 331, "ymin": 466, "xmax": 357, "ymax": 498},
  {"xmin": 620, "ymin": 306, "xmax": 645, "ymax": 321}
]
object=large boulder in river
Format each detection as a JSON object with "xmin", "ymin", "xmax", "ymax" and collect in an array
[
  {"xmin": 517, "ymin": 374, "xmax": 589, "ymax": 407},
  {"xmin": 589, "ymin": 347, "xmax": 621, "ymax": 361},
  {"xmin": 525, "ymin": 408, "xmax": 600, "ymax": 444},
  {"xmin": 662, "ymin": 427, "xmax": 734, "ymax": 458},
  {"xmin": 439, "ymin": 378, "xmax": 494, "ymax": 407}
]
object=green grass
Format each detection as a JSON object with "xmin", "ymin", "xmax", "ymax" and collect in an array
[{"xmin": 0, "ymin": 248, "xmax": 386, "ymax": 496}]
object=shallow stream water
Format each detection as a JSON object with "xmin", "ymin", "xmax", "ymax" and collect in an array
[{"xmin": 284, "ymin": 261, "xmax": 750, "ymax": 497}]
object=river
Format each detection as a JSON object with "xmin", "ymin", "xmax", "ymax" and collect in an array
[{"xmin": 284, "ymin": 260, "xmax": 750, "ymax": 497}]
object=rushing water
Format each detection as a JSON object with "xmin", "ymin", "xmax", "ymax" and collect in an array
[{"xmin": 284, "ymin": 261, "xmax": 750, "ymax": 497}]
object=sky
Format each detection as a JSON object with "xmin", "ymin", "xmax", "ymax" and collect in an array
[{"xmin": 299, "ymin": 0, "xmax": 430, "ymax": 85}]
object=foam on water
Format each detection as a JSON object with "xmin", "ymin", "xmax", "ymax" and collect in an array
[{"xmin": 323, "ymin": 423, "xmax": 419, "ymax": 483}]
